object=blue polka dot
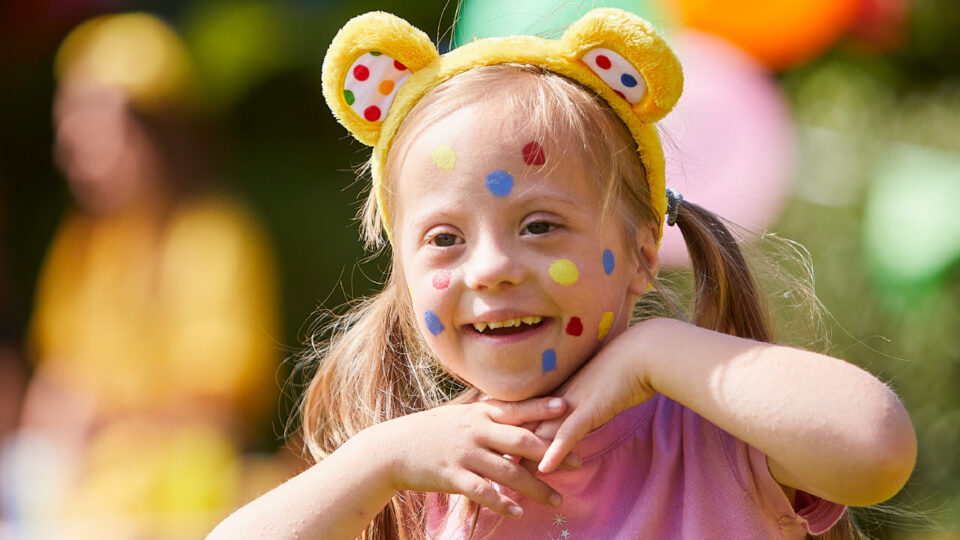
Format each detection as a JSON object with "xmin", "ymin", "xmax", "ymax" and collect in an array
[
  {"xmin": 602, "ymin": 249, "xmax": 615, "ymax": 275},
  {"xmin": 485, "ymin": 170, "xmax": 513, "ymax": 197},
  {"xmin": 425, "ymin": 310, "xmax": 445, "ymax": 336},
  {"xmin": 621, "ymin": 73, "xmax": 638, "ymax": 88},
  {"xmin": 542, "ymin": 349, "xmax": 557, "ymax": 373}
]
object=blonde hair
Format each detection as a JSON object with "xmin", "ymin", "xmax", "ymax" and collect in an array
[{"xmin": 299, "ymin": 64, "xmax": 852, "ymax": 539}]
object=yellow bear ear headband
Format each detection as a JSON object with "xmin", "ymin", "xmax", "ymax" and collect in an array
[{"xmin": 321, "ymin": 8, "xmax": 683, "ymax": 243}]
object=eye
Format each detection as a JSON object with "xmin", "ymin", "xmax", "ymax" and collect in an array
[
  {"xmin": 430, "ymin": 232, "xmax": 461, "ymax": 247},
  {"xmin": 524, "ymin": 221, "xmax": 557, "ymax": 235}
]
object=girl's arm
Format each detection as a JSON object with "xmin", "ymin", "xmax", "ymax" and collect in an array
[
  {"xmin": 208, "ymin": 398, "xmax": 577, "ymax": 540},
  {"xmin": 538, "ymin": 317, "xmax": 916, "ymax": 507}
]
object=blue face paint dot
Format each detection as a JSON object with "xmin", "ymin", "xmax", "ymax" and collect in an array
[
  {"xmin": 542, "ymin": 349, "xmax": 557, "ymax": 373},
  {"xmin": 602, "ymin": 249, "xmax": 615, "ymax": 275},
  {"xmin": 485, "ymin": 170, "xmax": 514, "ymax": 198},
  {"xmin": 621, "ymin": 73, "xmax": 638, "ymax": 88},
  {"xmin": 424, "ymin": 310, "xmax": 445, "ymax": 336}
]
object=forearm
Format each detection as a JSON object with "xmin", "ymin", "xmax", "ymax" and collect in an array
[
  {"xmin": 637, "ymin": 318, "xmax": 916, "ymax": 506},
  {"xmin": 208, "ymin": 427, "xmax": 396, "ymax": 540}
]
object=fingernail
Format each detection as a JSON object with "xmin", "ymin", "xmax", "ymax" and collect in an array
[
  {"xmin": 509, "ymin": 504, "xmax": 523, "ymax": 517},
  {"xmin": 550, "ymin": 493, "xmax": 562, "ymax": 508},
  {"xmin": 547, "ymin": 398, "xmax": 564, "ymax": 410}
]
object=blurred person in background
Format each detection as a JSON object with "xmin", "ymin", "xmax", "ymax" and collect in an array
[{"xmin": 3, "ymin": 12, "xmax": 287, "ymax": 539}]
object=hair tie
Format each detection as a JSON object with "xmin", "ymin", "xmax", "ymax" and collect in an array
[{"xmin": 666, "ymin": 188, "xmax": 683, "ymax": 226}]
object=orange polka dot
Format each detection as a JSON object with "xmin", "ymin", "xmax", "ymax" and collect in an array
[{"xmin": 378, "ymin": 80, "xmax": 395, "ymax": 96}]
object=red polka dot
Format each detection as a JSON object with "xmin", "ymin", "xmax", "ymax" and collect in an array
[
  {"xmin": 353, "ymin": 64, "xmax": 369, "ymax": 81},
  {"xmin": 614, "ymin": 89, "xmax": 626, "ymax": 100},
  {"xmin": 394, "ymin": 60, "xmax": 407, "ymax": 71},
  {"xmin": 522, "ymin": 141, "xmax": 546, "ymax": 165},
  {"xmin": 595, "ymin": 55, "xmax": 611, "ymax": 70},
  {"xmin": 364, "ymin": 106, "xmax": 381, "ymax": 121},
  {"xmin": 432, "ymin": 270, "xmax": 451, "ymax": 290},
  {"xmin": 565, "ymin": 317, "xmax": 583, "ymax": 337}
]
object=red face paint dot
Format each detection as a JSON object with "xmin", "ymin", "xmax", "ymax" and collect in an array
[
  {"xmin": 432, "ymin": 270, "xmax": 451, "ymax": 290},
  {"xmin": 595, "ymin": 54, "xmax": 612, "ymax": 70},
  {"xmin": 614, "ymin": 89, "xmax": 626, "ymax": 100},
  {"xmin": 522, "ymin": 141, "xmax": 546, "ymax": 165},
  {"xmin": 364, "ymin": 105, "xmax": 381, "ymax": 121},
  {"xmin": 394, "ymin": 60, "xmax": 407, "ymax": 71},
  {"xmin": 353, "ymin": 64, "xmax": 370, "ymax": 81},
  {"xmin": 565, "ymin": 317, "xmax": 583, "ymax": 337}
]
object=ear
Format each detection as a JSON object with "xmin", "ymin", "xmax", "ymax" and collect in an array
[
  {"xmin": 560, "ymin": 8, "xmax": 682, "ymax": 123},
  {"xmin": 321, "ymin": 12, "xmax": 439, "ymax": 146},
  {"xmin": 628, "ymin": 223, "xmax": 660, "ymax": 295}
]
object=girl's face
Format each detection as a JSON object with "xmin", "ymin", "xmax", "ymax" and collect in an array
[{"xmin": 394, "ymin": 103, "xmax": 656, "ymax": 401}]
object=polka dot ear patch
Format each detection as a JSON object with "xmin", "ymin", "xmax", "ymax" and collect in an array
[
  {"xmin": 549, "ymin": 259, "xmax": 579, "ymax": 285},
  {"xmin": 598, "ymin": 311, "xmax": 614, "ymax": 341},
  {"xmin": 424, "ymin": 310, "xmax": 445, "ymax": 336},
  {"xmin": 431, "ymin": 144, "xmax": 456, "ymax": 171},
  {"xmin": 344, "ymin": 52, "xmax": 412, "ymax": 123},
  {"xmin": 542, "ymin": 349, "xmax": 557, "ymax": 373},
  {"xmin": 582, "ymin": 48, "xmax": 647, "ymax": 104}
]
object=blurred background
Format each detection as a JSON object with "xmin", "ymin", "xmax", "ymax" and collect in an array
[{"xmin": 0, "ymin": 0, "xmax": 958, "ymax": 538}]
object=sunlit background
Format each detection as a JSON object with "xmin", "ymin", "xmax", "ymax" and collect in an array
[{"xmin": 1, "ymin": 0, "xmax": 958, "ymax": 538}]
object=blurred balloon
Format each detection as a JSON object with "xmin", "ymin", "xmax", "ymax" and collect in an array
[
  {"xmin": 849, "ymin": 0, "xmax": 912, "ymax": 52},
  {"xmin": 454, "ymin": 0, "xmax": 664, "ymax": 43},
  {"xmin": 182, "ymin": 0, "xmax": 293, "ymax": 110},
  {"xmin": 658, "ymin": 30, "xmax": 794, "ymax": 266},
  {"xmin": 863, "ymin": 143, "xmax": 960, "ymax": 293},
  {"xmin": 669, "ymin": 0, "xmax": 861, "ymax": 70}
]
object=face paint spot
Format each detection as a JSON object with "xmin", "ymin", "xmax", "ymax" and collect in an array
[
  {"xmin": 485, "ymin": 170, "xmax": 514, "ymax": 197},
  {"xmin": 602, "ymin": 250, "xmax": 615, "ymax": 275},
  {"xmin": 378, "ymin": 79, "xmax": 395, "ymax": 96},
  {"xmin": 598, "ymin": 312, "xmax": 614, "ymax": 341},
  {"xmin": 431, "ymin": 144, "xmax": 456, "ymax": 171},
  {"xmin": 432, "ymin": 270, "xmax": 451, "ymax": 290},
  {"xmin": 353, "ymin": 64, "xmax": 370, "ymax": 81},
  {"xmin": 621, "ymin": 73, "xmax": 638, "ymax": 88},
  {"xmin": 425, "ymin": 310, "xmax": 445, "ymax": 336},
  {"xmin": 565, "ymin": 317, "xmax": 583, "ymax": 337},
  {"xmin": 549, "ymin": 259, "xmax": 579, "ymax": 285},
  {"xmin": 343, "ymin": 89, "xmax": 355, "ymax": 106},
  {"xmin": 369, "ymin": 51, "xmax": 382, "ymax": 56},
  {"xmin": 595, "ymin": 54, "xmax": 612, "ymax": 70},
  {"xmin": 542, "ymin": 349, "xmax": 557, "ymax": 373},
  {"xmin": 522, "ymin": 141, "xmax": 546, "ymax": 165},
  {"xmin": 364, "ymin": 105, "xmax": 382, "ymax": 122},
  {"xmin": 394, "ymin": 60, "xmax": 407, "ymax": 71}
]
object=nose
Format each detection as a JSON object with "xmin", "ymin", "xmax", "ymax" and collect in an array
[{"xmin": 462, "ymin": 233, "xmax": 525, "ymax": 291}]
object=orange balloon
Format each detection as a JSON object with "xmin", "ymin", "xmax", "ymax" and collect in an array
[{"xmin": 668, "ymin": 0, "xmax": 861, "ymax": 69}]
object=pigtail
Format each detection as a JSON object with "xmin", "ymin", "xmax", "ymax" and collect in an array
[
  {"xmin": 298, "ymin": 276, "xmax": 448, "ymax": 540},
  {"xmin": 672, "ymin": 199, "xmax": 859, "ymax": 540}
]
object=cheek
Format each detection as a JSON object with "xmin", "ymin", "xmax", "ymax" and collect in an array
[{"xmin": 412, "ymin": 269, "xmax": 456, "ymax": 338}]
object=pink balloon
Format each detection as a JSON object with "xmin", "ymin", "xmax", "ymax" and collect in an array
[{"xmin": 658, "ymin": 30, "xmax": 794, "ymax": 267}]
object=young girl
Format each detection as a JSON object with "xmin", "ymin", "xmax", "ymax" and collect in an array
[{"xmin": 210, "ymin": 8, "xmax": 916, "ymax": 539}]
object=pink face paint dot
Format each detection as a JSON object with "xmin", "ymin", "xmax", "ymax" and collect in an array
[
  {"xmin": 353, "ymin": 64, "xmax": 370, "ymax": 81},
  {"xmin": 432, "ymin": 270, "xmax": 451, "ymax": 290},
  {"xmin": 522, "ymin": 141, "xmax": 546, "ymax": 165},
  {"xmin": 595, "ymin": 54, "xmax": 612, "ymax": 70},
  {"xmin": 565, "ymin": 317, "xmax": 583, "ymax": 337},
  {"xmin": 364, "ymin": 105, "xmax": 381, "ymax": 121}
]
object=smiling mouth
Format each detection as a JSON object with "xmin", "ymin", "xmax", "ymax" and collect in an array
[{"xmin": 466, "ymin": 316, "xmax": 547, "ymax": 336}]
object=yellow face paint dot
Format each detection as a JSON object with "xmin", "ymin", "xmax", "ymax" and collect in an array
[
  {"xmin": 548, "ymin": 259, "xmax": 579, "ymax": 285},
  {"xmin": 378, "ymin": 79, "xmax": 395, "ymax": 96},
  {"xmin": 431, "ymin": 144, "xmax": 456, "ymax": 171},
  {"xmin": 598, "ymin": 311, "xmax": 614, "ymax": 341}
]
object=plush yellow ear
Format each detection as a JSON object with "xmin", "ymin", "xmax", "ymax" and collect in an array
[
  {"xmin": 321, "ymin": 12, "xmax": 439, "ymax": 146},
  {"xmin": 560, "ymin": 8, "xmax": 682, "ymax": 123}
]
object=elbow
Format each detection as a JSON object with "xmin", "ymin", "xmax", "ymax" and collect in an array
[{"xmin": 845, "ymin": 402, "xmax": 918, "ymax": 506}]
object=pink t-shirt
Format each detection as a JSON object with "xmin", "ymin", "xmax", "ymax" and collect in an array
[{"xmin": 427, "ymin": 394, "xmax": 845, "ymax": 539}]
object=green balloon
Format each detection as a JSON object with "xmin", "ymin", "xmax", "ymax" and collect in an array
[
  {"xmin": 864, "ymin": 143, "xmax": 960, "ymax": 289},
  {"xmin": 454, "ymin": 0, "xmax": 665, "ymax": 45}
]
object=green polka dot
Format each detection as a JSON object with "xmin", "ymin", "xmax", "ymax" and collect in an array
[
  {"xmin": 431, "ymin": 144, "xmax": 456, "ymax": 171},
  {"xmin": 369, "ymin": 51, "xmax": 382, "ymax": 56},
  {"xmin": 344, "ymin": 89, "xmax": 355, "ymax": 106},
  {"xmin": 549, "ymin": 259, "xmax": 579, "ymax": 285}
]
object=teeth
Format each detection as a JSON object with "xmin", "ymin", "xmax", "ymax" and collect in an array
[{"xmin": 472, "ymin": 316, "xmax": 543, "ymax": 333}]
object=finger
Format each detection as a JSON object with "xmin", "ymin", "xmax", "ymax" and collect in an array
[
  {"xmin": 519, "ymin": 453, "xmax": 582, "ymax": 474},
  {"xmin": 538, "ymin": 412, "xmax": 595, "ymax": 474},
  {"xmin": 533, "ymin": 418, "xmax": 562, "ymax": 441},
  {"xmin": 482, "ymin": 425, "xmax": 581, "ymax": 472},
  {"xmin": 473, "ymin": 452, "xmax": 562, "ymax": 509},
  {"xmin": 451, "ymin": 470, "xmax": 525, "ymax": 519},
  {"xmin": 483, "ymin": 397, "xmax": 566, "ymax": 426}
]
